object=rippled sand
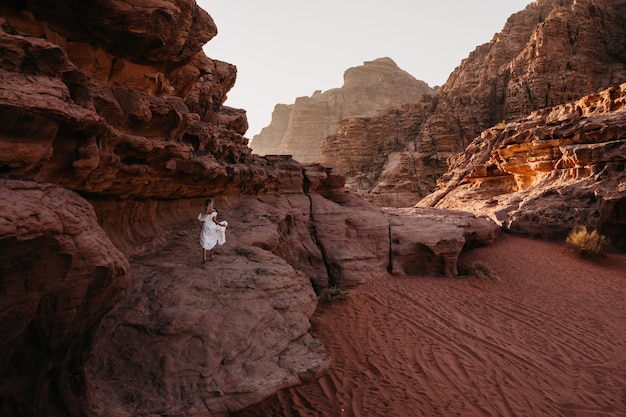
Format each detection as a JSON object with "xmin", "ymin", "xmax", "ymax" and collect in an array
[{"xmin": 236, "ymin": 234, "xmax": 626, "ymax": 417}]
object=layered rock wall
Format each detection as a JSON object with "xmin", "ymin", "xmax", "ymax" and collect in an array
[
  {"xmin": 0, "ymin": 2, "xmax": 499, "ymax": 416},
  {"xmin": 0, "ymin": 4, "xmax": 259, "ymax": 199},
  {"xmin": 250, "ymin": 57, "xmax": 434, "ymax": 163},
  {"xmin": 321, "ymin": 0, "xmax": 626, "ymax": 206},
  {"xmin": 419, "ymin": 83, "xmax": 626, "ymax": 249},
  {"xmin": 0, "ymin": 2, "xmax": 319, "ymax": 415}
]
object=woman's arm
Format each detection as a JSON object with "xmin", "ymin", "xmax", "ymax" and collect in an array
[{"xmin": 211, "ymin": 212, "xmax": 227, "ymax": 227}]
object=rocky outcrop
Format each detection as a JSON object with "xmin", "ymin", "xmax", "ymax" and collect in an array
[
  {"xmin": 385, "ymin": 207, "xmax": 500, "ymax": 277},
  {"xmin": 249, "ymin": 57, "xmax": 434, "ymax": 163},
  {"xmin": 0, "ymin": 5, "xmax": 259, "ymax": 199},
  {"xmin": 321, "ymin": 0, "xmax": 626, "ymax": 206},
  {"xmin": 0, "ymin": 2, "xmax": 499, "ymax": 417},
  {"xmin": 81, "ymin": 180, "xmax": 498, "ymax": 417},
  {"xmin": 418, "ymin": 83, "xmax": 626, "ymax": 250},
  {"xmin": 0, "ymin": 180, "xmax": 129, "ymax": 417},
  {"xmin": 85, "ymin": 203, "xmax": 331, "ymax": 417},
  {"xmin": 321, "ymin": 98, "xmax": 439, "ymax": 207}
]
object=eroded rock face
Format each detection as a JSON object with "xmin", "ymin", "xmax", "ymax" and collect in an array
[
  {"xmin": 0, "ymin": 7, "xmax": 261, "ymax": 199},
  {"xmin": 250, "ymin": 57, "xmax": 434, "ymax": 163},
  {"xmin": 384, "ymin": 207, "xmax": 500, "ymax": 277},
  {"xmin": 0, "ymin": 1, "xmax": 502, "ymax": 416},
  {"xmin": 85, "ymin": 238, "xmax": 329, "ymax": 417},
  {"xmin": 83, "ymin": 190, "xmax": 498, "ymax": 417},
  {"xmin": 418, "ymin": 84, "xmax": 626, "ymax": 249},
  {"xmin": 321, "ymin": 98, "xmax": 439, "ymax": 207},
  {"xmin": 321, "ymin": 0, "xmax": 626, "ymax": 206},
  {"xmin": 0, "ymin": 180, "xmax": 129, "ymax": 417}
]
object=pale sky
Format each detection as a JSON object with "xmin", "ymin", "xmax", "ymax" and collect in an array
[{"xmin": 199, "ymin": 1, "xmax": 533, "ymax": 137}]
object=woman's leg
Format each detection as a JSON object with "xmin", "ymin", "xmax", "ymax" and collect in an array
[{"xmin": 202, "ymin": 248, "xmax": 207, "ymax": 263}]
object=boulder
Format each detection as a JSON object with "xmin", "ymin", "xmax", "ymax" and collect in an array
[
  {"xmin": 85, "ymin": 240, "xmax": 329, "ymax": 417},
  {"xmin": 384, "ymin": 207, "xmax": 500, "ymax": 277},
  {"xmin": 0, "ymin": 180, "xmax": 129, "ymax": 417}
]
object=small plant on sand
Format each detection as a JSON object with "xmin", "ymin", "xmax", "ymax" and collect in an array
[
  {"xmin": 320, "ymin": 286, "xmax": 348, "ymax": 303},
  {"xmin": 566, "ymin": 226, "xmax": 610, "ymax": 258},
  {"xmin": 461, "ymin": 261, "xmax": 500, "ymax": 282}
]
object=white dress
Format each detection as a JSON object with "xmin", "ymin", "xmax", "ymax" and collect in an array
[{"xmin": 198, "ymin": 211, "xmax": 227, "ymax": 250}]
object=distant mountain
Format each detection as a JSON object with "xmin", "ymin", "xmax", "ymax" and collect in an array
[
  {"xmin": 249, "ymin": 57, "xmax": 434, "ymax": 163},
  {"xmin": 320, "ymin": 0, "xmax": 626, "ymax": 209}
]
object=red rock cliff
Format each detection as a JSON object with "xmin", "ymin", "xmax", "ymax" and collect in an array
[
  {"xmin": 419, "ymin": 83, "xmax": 626, "ymax": 250},
  {"xmin": 250, "ymin": 57, "xmax": 434, "ymax": 163},
  {"xmin": 0, "ymin": 2, "xmax": 499, "ymax": 416},
  {"xmin": 0, "ymin": 1, "xmax": 321, "ymax": 416},
  {"xmin": 321, "ymin": 0, "xmax": 626, "ymax": 207}
]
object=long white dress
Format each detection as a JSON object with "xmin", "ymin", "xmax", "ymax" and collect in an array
[{"xmin": 198, "ymin": 211, "xmax": 227, "ymax": 250}]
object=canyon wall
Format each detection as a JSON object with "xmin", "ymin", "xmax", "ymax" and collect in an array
[
  {"xmin": 418, "ymin": 83, "xmax": 626, "ymax": 250},
  {"xmin": 0, "ymin": 2, "xmax": 497, "ymax": 417},
  {"xmin": 249, "ymin": 57, "xmax": 434, "ymax": 163},
  {"xmin": 321, "ymin": 0, "xmax": 626, "ymax": 207},
  {"xmin": 4, "ymin": 0, "xmax": 623, "ymax": 415}
]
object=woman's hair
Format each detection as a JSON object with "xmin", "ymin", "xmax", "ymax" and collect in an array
[{"xmin": 202, "ymin": 198, "xmax": 214, "ymax": 215}]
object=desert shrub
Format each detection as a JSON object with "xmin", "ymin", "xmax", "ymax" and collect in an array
[
  {"xmin": 566, "ymin": 226, "xmax": 610, "ymax": 258},
  {"xmin": 320, "ymin": 286, "xmax": 348, "ymax": 303},
  {"xmin": 459, "ymin": 261, "xmax": 500, "ymax": 282}
]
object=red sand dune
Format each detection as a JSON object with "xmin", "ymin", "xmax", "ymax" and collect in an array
[{"xmin": 236, "ymin": 234, "xmax": 626, "ymax": 417}]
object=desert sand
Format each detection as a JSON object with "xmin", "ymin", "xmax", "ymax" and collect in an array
[{"xmin": 236, "ymin": 233, "xmax": 626, "ymax": 417}]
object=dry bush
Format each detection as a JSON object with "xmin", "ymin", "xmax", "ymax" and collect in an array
[
  {"xmin": 320, "ymin": 286, "xmax": 348, "ymax": 303},
  {"xmin": 566, "ymin": 226, "xmax": 610, "ymax": 258},
  {"xmin": 460, "ymin": 261, "xmax": 500, "ymax": 282}
]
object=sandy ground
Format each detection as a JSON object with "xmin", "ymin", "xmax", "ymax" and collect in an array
[{"xmin": 235, "ymin": 234, "xmax": 626, "ymax": 417}]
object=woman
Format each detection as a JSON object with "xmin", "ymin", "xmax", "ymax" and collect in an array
[{"xmin": 197, "ymin": 198, "xmax": 228, "ymax": 262}]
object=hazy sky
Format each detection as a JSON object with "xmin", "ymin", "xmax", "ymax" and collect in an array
[{"xmin": 199, "ymin": 1, "xmax": 533, "ymax": 137}]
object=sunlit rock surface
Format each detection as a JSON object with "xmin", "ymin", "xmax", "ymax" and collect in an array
[
  {"xmin": 418, "ymin": 83, "xmax": 626, "ymax": 250},
  {"xmin": 321, "ymin": 0, "xmax": 626, "ymax": 207},
  {"xmin": 250, "ymin": 57, "xmax": 434, "ymax": 163}
]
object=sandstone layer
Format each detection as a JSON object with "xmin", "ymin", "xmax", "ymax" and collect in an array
[
  {"xmin": 418, "ymin": 83, "xmax": 626, "ymax": 250},
  {"xmin": 83, "ymin": 187, "xmax": 499, "ymax": 417},
  {"xmin": 321, "ymin": 0, "xmax": 626, "ymax": 207},
  {"xmin": 0, "ymin": 2, "xmax": 499, "ymax": 417},
  {"xmin": 0, "ymin": 180, "xmax": 129, "ymax": 417},
  {"xmin": 249, "ymin": 57, "xmax": 434, "ymax": 163}
]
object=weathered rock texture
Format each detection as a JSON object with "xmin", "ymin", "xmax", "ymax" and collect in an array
[
  {"xmin": 322, "ymin": 98, "xmax": 439, "ymax": 207},
  {"xmin": 321, "ymin": 0, "xmax": 626, "ymax": 207},
  {"xmin": 80, "ymin": 179, "xmax": 498, "ymax": 417},
  {"xmin": 249, "ymin": 57, "xmax": 434, "ymax": 163},
  {"xmin": 419, "ymin": 83, "xmax": 626, "ymax": 250},
  {"xmin": 0, "ymin": 2, "xmax": 498, "ymax": 417},
  {"xmin": 0, "ymin": 4, "xmax": 259, "ymax": 199},
  {"xmin": 0, "ymin": 180, "xmax": 129, "ymax": 417},
  {"xmin": 385, "ymin": 207, "xmax": 500, "ymax": 277}
]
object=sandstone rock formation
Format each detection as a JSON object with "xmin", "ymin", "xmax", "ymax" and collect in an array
[
  {"xmin": 385, "ymin": 207, "xmax": 500, "ymax": 277},
  {"xmin": 82, "ymin": 190, "xmax": 498, "ymax": 417},
  {"xmin": 0, "ymin": 2, "xmax": 498, "ymax": 417},
  {"xmin": 418, "ymin": 83, "xmax": 626, "ymax": 250},
  {"xmin": 321, "ymin": 98, "xmax": 438, "ymax": 207},
  {"xmin": 249, "ymin": 57, "xmax": 434, "ymax": 163},
  {"xmin": 0, "ymin": 180, "xmax": 129, "ymax": 417},
  {"xmin": 321, "ymin": 0, "xmax": 626, "ymax": 207}
]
